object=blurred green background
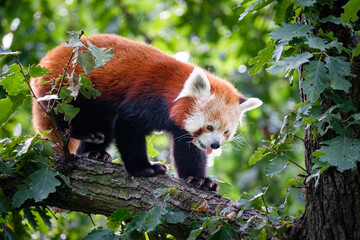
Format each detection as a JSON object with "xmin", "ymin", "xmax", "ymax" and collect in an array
[{"xmin": 0, "ymin": 0, "xmax": 304, "ymax": 238}]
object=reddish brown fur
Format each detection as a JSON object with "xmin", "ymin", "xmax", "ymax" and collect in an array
[{"xmin": 31, "ymin": 34, "xmax": 242, "ymax": 153}]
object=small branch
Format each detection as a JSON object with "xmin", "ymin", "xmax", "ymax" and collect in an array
[
  {"xmin": 15, "ymin": 55, "xmax": 65, "ymax": 155},
  {"xmin": 287, "ymin": 157, "xmax": 309, "ymax": 174},
  {"xmin": 293, "ymin": 135, "xmax": 305, "ymax": 143}
]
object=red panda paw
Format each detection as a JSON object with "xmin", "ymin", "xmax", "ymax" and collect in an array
[
  {"xmin": 80, "ymin": 151, "xmax": 112, "ymax": 162},
  {"xmin": 129, "ymin": 162, "xmax": 168, "ymax": 177},
  {"xmin": 185, "ymin": 176, "xmax": 219, "ymax": 192}
]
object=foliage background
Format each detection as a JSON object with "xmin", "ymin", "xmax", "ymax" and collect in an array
[{"xmin": 0, "ymin": 0, "xmax": 305, "ymax": 238}]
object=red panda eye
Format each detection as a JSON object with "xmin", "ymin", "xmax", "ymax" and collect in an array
[
  {"xmin": 224, "ymin": 130, "xmax": 229, "ymax": 134},
  {"xmin": 207, "ymin": 125, "xmax": 214, "ymax": 131}
]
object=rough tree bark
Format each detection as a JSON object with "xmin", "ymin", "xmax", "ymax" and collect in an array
[
  {"xmin": 0, "ymin": 155, "xmax": 261, "ymax": 239},
  {"xmin": 288, "ymin": 1, "xmax": 360, "ymax": 239}
]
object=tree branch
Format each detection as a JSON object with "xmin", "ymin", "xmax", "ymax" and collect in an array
[{"xmin": 1, "ymin": 155, "xmax": 262, "ymax": 239}]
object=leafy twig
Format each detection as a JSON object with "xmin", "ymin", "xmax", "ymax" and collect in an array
[{"xmin": 14, "ymin": 55, "xmax": 64, "ymax": 154}]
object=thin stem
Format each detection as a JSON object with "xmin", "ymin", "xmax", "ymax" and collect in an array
[
  {"xmin": 287, "ymin": 157, "xmax": 309, "ymax": 174},
  {"xmin": 88, "ymin": 214, "xmax": 96, "ymax": 226},
  {"xmin": 294, "ymin": 135, "xmax": 305, "ymax": 142}
]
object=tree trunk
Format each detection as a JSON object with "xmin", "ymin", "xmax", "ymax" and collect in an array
[
  {"xmin": 1, "ymin": 155, "xmax": 261, "ymax": 239},
  {"xmin": 288, "ymin": 1, "xmax": 360, "ymax": 239}
]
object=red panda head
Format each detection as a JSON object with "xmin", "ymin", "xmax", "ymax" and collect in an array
[{"xmin": 174, "ymin": 67, "xmax": 262, "ymax": 154}]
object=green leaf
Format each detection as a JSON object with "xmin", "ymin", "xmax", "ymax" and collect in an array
[
  {"xmin": 126, "ymin": 212, "xmax": 147, "ymax": 232},
  {"xmin": 0, "ymin": 47, "xmax": 20, "ymax": 55},
  {"xmin": 29, "ymin": 168, "xmax": 61, "ymax": 202},
  {"xmin": 12, "ymin": 167, "xmax": 61, "ymax": 208},
  {"xmin": 144, "ymin": 206, "xmax": 163, "ymax": 232},
  {"xmin": 34, "ymin": 206, "xmax": 52, "ymax": 229},
  {"xmin": 0, "ymin": 93, "xmax": 27, "ymax": 127},
  {"xmin": 273, "ymin": 0, "xmax": 293, "ymax": 25},
  {"xmin": 106, "ymin": 208, "xmax": 132, "ymax": 230},
  {"xmin": 341, "ymin": 0, "xmax": 360, "ymax": 23},
  {"xmin": 55, "ymin": 103, "xmax": 80, "ymax": 121},
  {"xmin": 354, "ymin": 42, "xmax": 360, "ymax": 57},
  {"xmin": 79, "ymin": 75, "xmax": 101, "ymax": 99},
  {"xmin": 301, "ymin": 60, "xmax": 329, "ymax": 102},
  {"xmin": 16, "ymin": 137, "xmax": 35, "ymax": 157},
  {"xmin": 87, "ymin": 40, "xmax": 114, "ymax": 68},
  {"xmin": 78, "ymin": 51, "xmax": 95, "ymax": 75},
  {"xmin": 267, "ymin": 52, "xmax": 313, "ymax": 75},
  {"xmin": 28, "ymin": 65, "xmax": 51, "ymax": 78},
  {"xmin": 163, "ymin": 209, "xmax": 186, "ymax": 224},
  {"xmin": 239, "ymin": 0, "xmax": 274, "ymax": 21},
  {"xmin": 293, "ymin": 0, "xmax": 316, "ymax": 7},
  {"xmin": 81, "ymin": 228, "xmax": 116, "ymax": 240},
  {"xmin": 317, "ymin": 136, "xmax": 360, "ymax": 172},
  {"xmin": 0, "ymin": 194, "xmax": 10, "ymax": 215},
  {"xmin": 305, "ymin": 36, "xmax": 329, "ymax": 51},
  {"xmin": 325, "ymin": 56, "xmax": 352, "ymax": 92},
  {"xmin": 65, "ymin": 36, "xmax": 85, "ymax": 48},
  {"xmin": 0, "ymin": 161, "xmax": 15, "ymax": 177},
  {"xmin": 269, "ymin": 23, "xmax": 313, "ymax": 41},
  {"xmin": 146, "ymin": 136, "xmax": 159, "ymax": 158},
  {"xmin": 249, "ymin": 145, "xmax": 268, "ymax": 165},
  {"xmin": 249, "ymin": 40, "xmax": 275, "ymax": 75},
  {"xmin": 265, "ymin": 154, "xmax": 289, "ymax": 177},
  {"xmin": 209, "ymin": 222, "xmax": 237, "ymax": 240},
  {"xmin": 0, "ymin": 64, "xmax": 24, "ymax": 95},
  {"xmin": 23, "ymin": 208, "xmax": 38, "ymax": 231}
]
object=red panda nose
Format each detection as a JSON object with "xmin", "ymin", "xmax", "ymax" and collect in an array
[{"xmin": 211, "ymin": 142, "xmax": 220, "ymax": 149}]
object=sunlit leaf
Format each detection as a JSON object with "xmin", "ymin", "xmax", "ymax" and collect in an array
[
  {"xmin": 23, "ymin": 208, "xmax": 38, "ymax": 231},
  {"xmin": 0, "ymin": 93, "xmax": 27, "ymax": 127},
  {"xmin": 341, "ymin": 0, "xmax": 360, "ymax": 23},
  {"xmin": 28, "ymin": 65, "xmax": 50, "ymax": 78},
  {"xmin": 249, "ymin": 40, "xmax": 275, "ymax": 74},
  {"xmin": 0, "ymin": 64, "xmax": 24, "ymax": 95},
  {"xmin": 273, "ymin": 0, "xmax": 293, "ymax": 24},
  {"xmin": 106, "ymin": 208, "xmax": 132, "ymax": 230}
]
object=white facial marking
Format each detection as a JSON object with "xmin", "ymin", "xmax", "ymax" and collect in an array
[{"xmin": 184, "ymin": 93, "xmax": 241, "ymax": 151}]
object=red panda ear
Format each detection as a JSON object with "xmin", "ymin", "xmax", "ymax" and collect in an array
[
  {"xmin": 174, "ymin": 67, "xmax": 211, "ymax": 101},
  {"xmin": 239, "ymin": 97, "xmax": 263, "ymax": 112},
  {"xmin": 239, "ymin": 98, "xmax": 263, "ymax": 124}
]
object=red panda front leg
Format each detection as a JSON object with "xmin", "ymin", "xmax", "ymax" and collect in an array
[
  {"xmin": 170, "ymin": 128, "xmax": 219, "ymax": 191},
  {"xmin": 114, "ymin": 118, "xmax": 168, "ymax": 177}
]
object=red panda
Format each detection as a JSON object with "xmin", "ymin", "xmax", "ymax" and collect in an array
[{"xmin": 31, "ymin": 34, "xmax": 262, "ymax": 191}]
